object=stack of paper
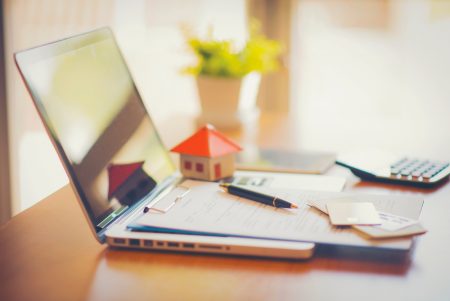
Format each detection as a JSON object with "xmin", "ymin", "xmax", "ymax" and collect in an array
[{"xmin": 131, "ymin": 180, "xmax": 426, "ymax": 251}]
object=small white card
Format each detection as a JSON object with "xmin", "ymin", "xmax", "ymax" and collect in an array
[
  {"xmin": 307, "ymin": 199, "xmax": 425, "ymax": 238},
  {"xmin": 375, "ymin": 211, "xmax": 419, "ymax": 231},
  {"xmin": 355, "ymin": 223, "xmax": 427, "ymax": 239},
  {"xmin": 326, "ymin": 202, "xmax": 381, "ymax": 226}
]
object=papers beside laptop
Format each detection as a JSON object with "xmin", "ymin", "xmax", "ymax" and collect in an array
[
  {"xmin": 230, "ymin": 170, "xmax": 346, "ymax": 192},
  {"xmin": 237, "ymin": 148, "xmax": 336, "ymax": 174},
  {"xmin": 308, "ymin": 199, "xmax": 427, "ymax": 239},
  {"xmin": 130, "ymin": 180, "xmax": 424, "ymax": 251}
]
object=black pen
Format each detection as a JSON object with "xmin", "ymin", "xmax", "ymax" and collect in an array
[{"xmin": 219, "ymin": 183, "xmax": 298, "ymax": 209}]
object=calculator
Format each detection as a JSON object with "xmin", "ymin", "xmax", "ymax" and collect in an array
[{"xmin": 336, "ymin": 151, "xmax": 450, "ymax": 188}]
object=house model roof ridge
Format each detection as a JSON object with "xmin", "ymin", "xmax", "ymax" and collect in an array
[{"xmin": 170, "ymin": 124, "xmax": 242, "ymax": 158}]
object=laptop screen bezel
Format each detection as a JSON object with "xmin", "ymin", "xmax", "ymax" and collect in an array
[{"xmin": 14, "ymin": 27, "xmax": 178, "ymax": 243}]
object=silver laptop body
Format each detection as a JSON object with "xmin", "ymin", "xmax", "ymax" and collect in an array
[{"xmin": 15, "ymin": 27, "xmax": 314, "ymax": 259}]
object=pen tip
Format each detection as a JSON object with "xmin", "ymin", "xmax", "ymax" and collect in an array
[
  {"xmin": 219, "ymin": 183, "xmax": 229, "ymax": 188},
  {"xmin": 291, "ymin": 203, "xmax": 298, "ymax": 209}
]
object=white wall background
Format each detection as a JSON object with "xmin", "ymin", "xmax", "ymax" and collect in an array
[
  {"xmin": 292, "ymin": 0, "xmax": 450, "ymax": 160},
  {"xmin": 4, "ymin": 0, "xmax": 247, "ymax": 214}
]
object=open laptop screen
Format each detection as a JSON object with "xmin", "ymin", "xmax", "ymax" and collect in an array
[{"xmin": 15, "ymin": 28, "xmax": 176, "ymax": 232}]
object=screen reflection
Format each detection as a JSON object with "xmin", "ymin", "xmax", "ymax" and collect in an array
[{"xmin": 22, "ymin": 32, "xmax": 175, "ymax": 228}]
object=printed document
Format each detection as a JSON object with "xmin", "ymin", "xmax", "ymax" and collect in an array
[{"xmin": 133, "ymin": 180, "xmax": 424, "ymax": 250}]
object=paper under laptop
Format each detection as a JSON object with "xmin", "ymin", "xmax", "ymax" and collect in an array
[{"xmin": 132, "ymin": 180, "xmax": 424, "ymax": 251}]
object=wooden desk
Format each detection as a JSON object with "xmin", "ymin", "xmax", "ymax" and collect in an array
[{"xmin": 1, "ymin": 113, "xmax": 450, "ymax": 301}]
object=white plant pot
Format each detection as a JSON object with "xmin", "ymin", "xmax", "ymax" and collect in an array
[{"xmin": 196, "ymin": 72, "xmax": 261, "ymax": 130}]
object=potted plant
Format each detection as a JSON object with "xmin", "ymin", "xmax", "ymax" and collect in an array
[{"xmin": 183, "ymin": 21, "xmax": 282, "ymax": 129}]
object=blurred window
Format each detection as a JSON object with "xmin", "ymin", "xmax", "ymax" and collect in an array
[
  {"xmin": 290, "ymin": 0, "xmax": 450, "ymax": 160},
  {"xmin": 184, "ymin": 161, "xmax": 192, "ymax": 170},
  {"xmin": 195, "ymin": 163, "xmax": 204, "ymax": 173},
  {"xmin": 4, "ymin": 0, "xmax": 246, "ymax": 214}
]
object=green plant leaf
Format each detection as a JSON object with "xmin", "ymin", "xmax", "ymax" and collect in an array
[{"xmin": 183, "ymin": 19, "xmax": 282, "ymax": 78}]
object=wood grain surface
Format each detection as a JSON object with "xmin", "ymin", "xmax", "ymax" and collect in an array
[{"xmin": 1, "ymin": 113, "xmax": 450, "ymax": 301}]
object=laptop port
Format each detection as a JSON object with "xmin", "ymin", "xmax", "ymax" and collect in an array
[
  {"xmin": 167, "ymin": 242, "xmax": 180, "ymax": 248},
  {"xmin": 198, "ymin": 244, "xmax": 222, "ymax": 250},
  {"xmin": 113, "ymin": 238, "xmax": 126, "ymax": 245},
  {"xmin": 182, "ymin": 243, "xmax": 195, "ymax": 249},
  {"xmin": 143, "ymin": 240, "xmax": 153, "ymax": 247},
  {"xmin": 129, "ymin": 239, "xmax": 140, "ymax": 246}
]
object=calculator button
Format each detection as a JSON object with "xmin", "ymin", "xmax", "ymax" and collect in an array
[
  {"xmin": 415, "ymin": 167, "xmax": 429, "ymax": 175},
  {"xmin": 430, "ymin": 170, "xmax": 442, "ymax": 177},
  {"xmin": 400, "ymin": 170, "xmax": 411, "ymax": 176},
  {"xmin": 431, "ymin": 173, "xmax": 439, "ymax": 178},
  {"xmin": 417, "ymin": 160, "xmax": 428, "ymax": 166},
  {"xmin": 411, "ymin": 171, "xmax": 422, "ymax": 178},
  {"xmin": 391, "ymin": 158, "xmax": 407, "ymax": 168},
  {"xmin": 390, "ymin": 168, "xmax": 400, "ymax": 175},
  {"xmin": 422, "ymin": 173, "xmax": 434, "ymax": 179},
  {"xmin": 438, "ymin": 163, "xmax": 449, "ymax": 171}
]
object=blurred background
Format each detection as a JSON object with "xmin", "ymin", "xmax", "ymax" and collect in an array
[{"xmin": 1, "ymin": 0, "xmax": 450, "ymax": 223}]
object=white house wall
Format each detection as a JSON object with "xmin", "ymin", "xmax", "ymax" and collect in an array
[
  {"xmin": 180, "ymin": 154, "xmax": 210, "ymax": 180},
  {"xmin": 180, "ymin": 153, "xmax": 236, "ymax": 181},
  {"xmin": 208, "ymin": 154, "xmax": 235, "ymax": 180}
]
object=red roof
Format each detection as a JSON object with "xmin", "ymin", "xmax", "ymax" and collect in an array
[
  {"xmin": 171, "ymin": 124, "xmax": 242, "ymax": 158},
  {"xmin": 107, "ymin": 161, "xmax": 144, "ymax": 198}
]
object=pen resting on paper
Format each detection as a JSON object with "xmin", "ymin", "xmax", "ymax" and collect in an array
[{"xmin": 219, "ymin": 183, "xmax": 298, "ymax": 209}]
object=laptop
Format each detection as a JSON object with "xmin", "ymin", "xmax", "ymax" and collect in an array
[{"xmin": 14, "ymin": 28, "xmax": 332, "ymax": 259}]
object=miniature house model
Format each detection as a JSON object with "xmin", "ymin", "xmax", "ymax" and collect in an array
[{"xmin": 171, "ymin": 124, "xmax": 242, "ymax": 181}]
